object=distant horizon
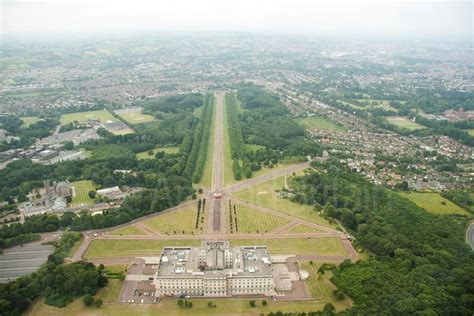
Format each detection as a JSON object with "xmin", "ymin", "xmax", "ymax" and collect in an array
[
  {"xmin": 2, "ymin": 0, "xmax": 473, "ymax": 42},
  {"xmin": 1, "ymin": 30, "xmax": 472, "ymax": 47}
]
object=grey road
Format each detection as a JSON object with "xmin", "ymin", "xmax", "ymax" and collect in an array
[
  {"xmin": 211, "ymin": 93, "xmax": 225, "ymax": 233},
  {"xmin": 0, "ymin": 243, "xmax": 54, "ymax": 282}
]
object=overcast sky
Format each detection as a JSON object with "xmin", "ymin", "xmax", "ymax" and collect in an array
[{"xmin": 2, "ymin": 0, "xmax": 473, "ymax": 40}]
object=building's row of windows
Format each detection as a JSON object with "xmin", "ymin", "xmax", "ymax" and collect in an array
[{"xmin": 157, "ymin": 278, "xmax": 273, "ymax": 290}]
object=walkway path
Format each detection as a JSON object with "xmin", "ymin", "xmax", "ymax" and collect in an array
[
  {"xmin": 466, "ymin": 221, "xmax": 474, "ymax": 250},
  {"xmin": 209, "ymin": 93, "xmax": 225, "ymax": 235}
]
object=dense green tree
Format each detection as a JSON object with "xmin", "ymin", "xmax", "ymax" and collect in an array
[
  {"xmin": 288, "ymin": 160, "xmax": 474, "ymax": 315},
  {"xmin": 82, "ymin": 294, "xmax": 94, "ymax": 306}
]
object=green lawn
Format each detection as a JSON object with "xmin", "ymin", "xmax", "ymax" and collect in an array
[
  {"xmin": 97, "ymin": 279, "xmax": 123, "ymax": 303},
  {"xmin": 230, "ymin": 203, "xmax": 291, "ymax": 234},
  {"xmin": 136, "ymin": 147, "xmax": 180, "ymax": 160},
  {"xmin": 386, "ymin": 116, "xmax": 425, "ymax": 130},
  {"xmin": 142, "ymin": 205, "xmax": 205, "ymax": 235},
  {"xmin": 231, "ymin": 238, "xmax": 346, "ymax": 256},
  {"xmin": 82, "ymin": 150, "xmax": 92, "ymax": 159},
  {"xmin": 21, "ymin": 116, "xmax": 40, "ymax": 127},
  {"xmin": 398, "ymin": 192, "xmax": 470, "ymax": 215},
  {"xmin": 297, "ymin": 116, "xmax": 346, "ymax": 131},
  {"xmin": 287, "ymin": 224, "xmax": 324, "ymax": 234},
  {"xmin": 193, "ymin": 106, "xmax": 203, "ymax": 118},
  {"xmin": 234, "ymin": 176, "xmax": 336, "ymax": 228},
  {"xmin": 115, "ymin": 111, "xmax": 154, "ymax": 124},
  {"xmin": 85, "ymin": 236, "xmax": 345, "ymax": 259},
  {"xmin": 28, "ymin": 295, "xmax": 341, "ymax": 316},
  {"xmin": 108, "ymin": 225, "xmax": 148, "ymax": 236},
  {"xmin": 111, "ymin": 128, "xmax": 135, "ymax": 136},
  {"xmin": 200, "ymin": 98, "xmax": 216, "ymax": 190},
  {"xmin": 85, "ymin": 239, "xmax": 202, "ymax": 259},
  {"xmin": 105, "ymin": 264, "xmax": 128, "ymax": 274},
  {"xmin": 468, "ymin": 129, "xmax": 474, "ymax": 136},
  {"xmin": 71, "ymin": 180, "xmax": 96, "ymax": 207},
  {"xmin": 301, "ymin": 261, "xmax": 352, "ymax": 310},
  {"xmin": 354, "ymin": 99, "xmax": 398, "ymax": 111},
  {"xmin": 59, "ymin": 109, "xmax": 116, "ymax": 125},
  {"xmin": 340, "ymin": 99, "xmax": 399, "ymax": 112}
]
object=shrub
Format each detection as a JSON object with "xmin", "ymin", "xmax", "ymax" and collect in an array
[
  {"xmin": 83, "ymin": 294, "xmax": 94, "ymax": 306},
  {"xmin": 94, "ymin": 298, "xmax": 103, "ymax": 308}
]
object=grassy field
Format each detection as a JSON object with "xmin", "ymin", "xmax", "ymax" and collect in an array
[
  {"xmin": 230, "ymin": 203, "xmax": 291, "ymax": 234},
  {"xmin": 231, "ymin": 238, "xmax": 346, "ymax": 255},
  {"xmin": 98, "ymin": 279, "xmax": 123, "ymax": 303},
  {"xmin": 115, "ymin": 111, "xmax": 154, "ymax": 124},
  {"xmin": 108, "ymin": 225, "xmax": 148, "ymax": 236},
  {"xmin": 287, "ymin": 224, "xmax": 324, "ymax": 234},
  {"xmin": 297, "ymin": 116, "xmax": 346, "ymax": 132},
  {"xmin": 85, "ymin": 239, "xmax": 202, "ymax": 259},
  {"xmin": 85, "ymin": 236, "xmax": 345, "ymax": 259},
  {"xmin": 340, "ymin": 99, "xmax": 399, "ymax": 112},
  {"xmin": 142, "ymin": 206, "xmax": 205, "ymax": 235},
  {"xmin": 59, "ymin": 109, "xmax": 116, "ymax": 125},
  {"xmin": 21, "ymin": 116, "xmax": 40, "ymax": 127},
  {"xmin": 234, "ymin": 176, "xmax": 336, "ymax": 228},
  {"xmin": 27, "ymin": 295, "xmax": 341, "ymax": 316},
  {"xmin": 111, "ymin": 128, "xmax": 135, "ymax": 136},
  {"xmin": 468, "ymin": 129, "xmax": 474, "ymax": 136},
  {"xmin": 386, "ymin": 116, "xmax": 425, "ymax": 130},
  {"xmin": 301, "ymin": 261, "xmax": 352, "ymax": 310},
  {"xmin": 193, "ymin": 106, "xmax": 203, "ymax": 118},
  {"xmin": 71, "ymin": 180, "xmax": 96, "ymax": 207},
  {"xmin": 136, "ymin": 147, "xmax": 180, "ymax": 160},
  {"xmin": 105, "ymin": 264, "xmax": 128, "ymax": 274},
  {"xmin": 200, "ymin": 98, "xmax": 216, "ymax": 190},
  {"xmin": 398, "ymin": 192, "xmax": 470, "ymax": 215},
  {"xmin": 355, "ymin": 99, "xmax": 398, "ymax": 111}
]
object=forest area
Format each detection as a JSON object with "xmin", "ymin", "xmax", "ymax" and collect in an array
[
  {"xmin": 289, "ymin": 159, "xmax": 474, "ymax": 315},
  {"xmin": 225, "ymin": 86, "xmax": 322, "ymax": 181}
]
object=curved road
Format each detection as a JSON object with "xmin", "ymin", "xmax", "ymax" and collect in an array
[{"xmin": 467, "ymin": 222, "xmax": 474, "ymax": 250}]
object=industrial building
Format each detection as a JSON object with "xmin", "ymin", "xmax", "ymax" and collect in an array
[{"xmin": 23, "ymin": 180, "xmax": 72, "ymax": 217}]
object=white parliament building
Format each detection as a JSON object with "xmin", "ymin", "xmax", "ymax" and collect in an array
[{"xmin": 153, "ymin": 241, "xmax": 276, "ymax": 297}]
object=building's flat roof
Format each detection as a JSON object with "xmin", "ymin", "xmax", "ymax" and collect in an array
[{"xmin": 156, "ymin": 242, "xmax": 273, "ymax": 279}]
